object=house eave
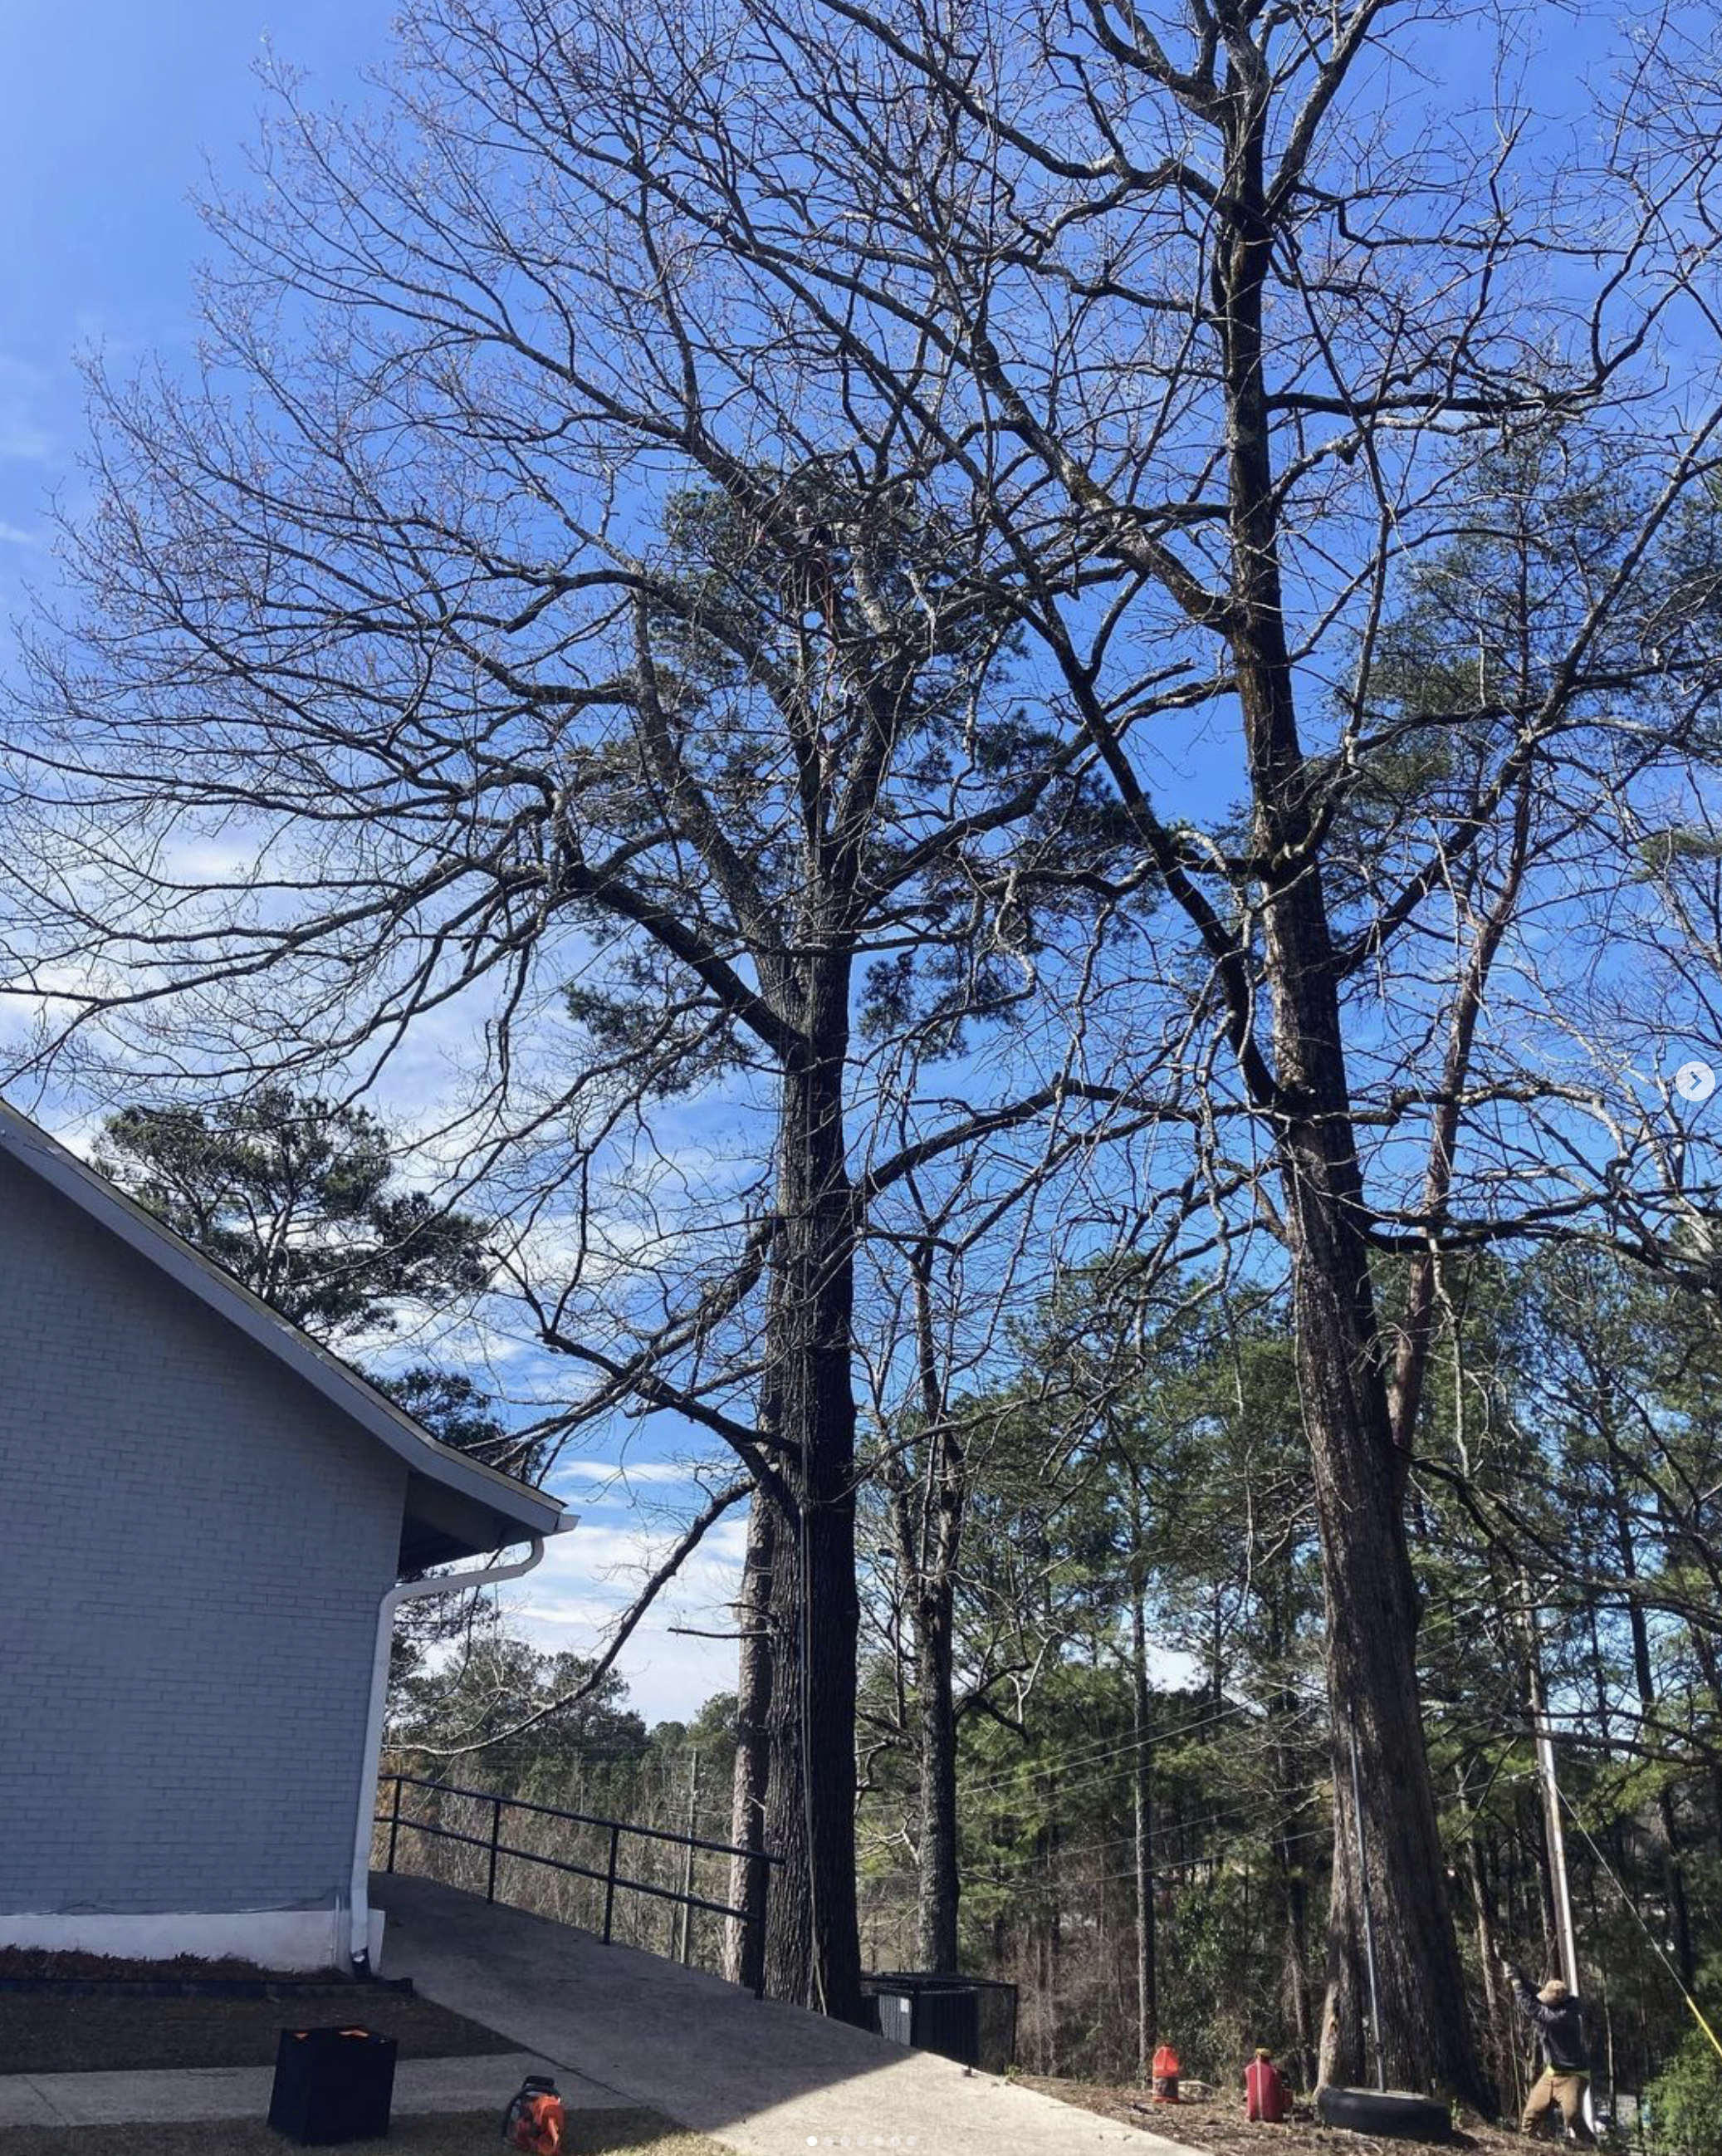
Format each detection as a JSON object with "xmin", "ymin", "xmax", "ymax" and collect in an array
[{"xmin": 0, "ymin": 1100, "xmax": 564, "ymax": 1551}]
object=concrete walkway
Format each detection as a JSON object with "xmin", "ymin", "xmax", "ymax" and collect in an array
[
  {"xmin": 374, "ymin": 1872, "xmax": 1196, "ymax": 2156},
  {"xmin": 0, "ymin": 2050, "xmax": 580, "ymax": 2128}
]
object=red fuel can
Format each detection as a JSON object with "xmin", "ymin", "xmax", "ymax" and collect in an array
[{"xmin": 1246, "ymin": 2051, "xmax": 1289, "ymax": 2122}]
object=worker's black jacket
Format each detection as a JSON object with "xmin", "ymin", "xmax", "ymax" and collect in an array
[{"xmin": 1510, "ymin": 1976, "xmax": 1589, "ymax": 2073}]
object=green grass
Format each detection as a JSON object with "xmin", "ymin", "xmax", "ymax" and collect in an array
[{"xmin": 0, "ymin": 2106, "xmax": 733, "ymax": 2156}]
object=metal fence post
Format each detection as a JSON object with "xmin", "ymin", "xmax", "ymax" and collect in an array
[
  {"xmin": 386, "ymin": 1776, "xmax": 404, "ymax": 1874},
  {"xmin": 487, "ymin": 1797, "xmax": 502, "ymax": 1904},
  {"xmin": 602, "ymin": 1824, "xmax": 621, "ymax": 1944}
]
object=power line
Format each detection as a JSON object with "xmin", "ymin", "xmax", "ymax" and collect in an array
[
  {"xmin": 956, "ymin": 1789, "xmax": 1328, "ymax": 1884},
  {"xmin": 1059, "ymin": 1825, "xmax": 1335, "ymax": 1895},
  {"xmin": 958, "ymin": 1730, "xmax": 1318, "ymax": 1825},
  {"xmin": 953, "ymin": 1695, "xmax": 1257, "ymax": 1800},
  {"xmin": 861, "ymin": 1816, "xmax": 1334, "ymax": 1901},
  {"xmin": 898, "ymin": 1602, "xmax": 1481, "ymax": 1820}
]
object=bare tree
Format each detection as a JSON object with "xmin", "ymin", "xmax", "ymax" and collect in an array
[
  {"xmin": 0, "ymin": 47, "xmax": 1144, "ymax": 2011},
  {"xmin": 464, "ymin": 0, "xmax": 1722, "ymax": 2100},
  {"xmin": 11, "ymin": 0, "xmax": 1722, "ymax": 2079}
]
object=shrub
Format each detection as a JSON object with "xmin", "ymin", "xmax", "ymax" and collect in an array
[{"xmin": 1646, "ymin": 2030, "xmax": 1722, "ymax": 2156}]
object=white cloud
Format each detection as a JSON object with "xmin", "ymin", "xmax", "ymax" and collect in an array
[
  {"xmin": 555, "ymin": 1458, "xmax": 698, "ymax": 1487},
  {"xmin": 507, "ymin": 1510, "xmax": 748, "ymax": 1724},
  {"xmin": 0, "ymin": 357, "xmax": 54, "ymax": 464}
]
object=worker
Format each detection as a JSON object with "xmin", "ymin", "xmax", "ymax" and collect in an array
[{"xmin": 1501, "ymin": 1959, "xmax": 1593, "ymax": 2142}]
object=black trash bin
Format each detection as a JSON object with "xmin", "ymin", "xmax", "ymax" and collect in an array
[
  {"xmin": 861, "ymin": 1972, "xmax": 1018, "ymax": 2073},
  {"xmin": 268, "ymin": 2025, "xmax": 398, "ymax": 2144},
  {"xmin": 871, "ymin": 1987, "xmax": 915, "ymax": 2047}
]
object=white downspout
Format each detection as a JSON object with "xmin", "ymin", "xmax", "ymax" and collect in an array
[{"xmin": 348, "ymin": 1535, "xmax": 553, "ymax": 1973}]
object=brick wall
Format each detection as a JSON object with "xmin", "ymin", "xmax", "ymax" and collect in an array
[{"xmin": 0, "ymin": 1146, "xmax": 407, "ymax": 1918}]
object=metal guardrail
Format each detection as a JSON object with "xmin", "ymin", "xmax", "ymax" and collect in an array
[{"xmin": 374, "ymin": 1771, "xmax": 780, "ymax": 1997}]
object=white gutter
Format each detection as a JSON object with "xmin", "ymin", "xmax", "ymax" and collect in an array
[{"xmin": 348, "ymin": 1530, "xmax": 572, "ymax": 1972}]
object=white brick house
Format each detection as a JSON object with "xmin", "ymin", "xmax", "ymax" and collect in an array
[{"xmin": 0, "ymin": 1100, "xmax": 572, "ymax": 1971}]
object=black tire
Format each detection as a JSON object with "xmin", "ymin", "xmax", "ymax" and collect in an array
[{"xmin": 1316, "ymin": 2085, "xmax": 1455, "ymax": 2143}]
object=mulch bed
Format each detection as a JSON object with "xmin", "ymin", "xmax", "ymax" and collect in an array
[
  {"xmin": 1020, "ymin": 2077, "xmax": 1528, "ymax": 2156},
  {"xmin": 0, "ymin": 1990, "xmax": 521, "ymax": 2075},
  {"xmin": 0, "ymin": 1950, "xmax": 337, "ymax": 1984}
]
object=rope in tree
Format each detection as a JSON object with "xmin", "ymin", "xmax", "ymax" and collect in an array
[{"xmin": 1549, "ymin": 1780, "xmax": 1722, "ymax": 2066}]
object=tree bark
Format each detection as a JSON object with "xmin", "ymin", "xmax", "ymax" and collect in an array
[
  {"xmin": 724, "ymin": 1485, "xmax": 775, "ymax": 1991},
  {"xmin": 1611, "ymin": 1475, "xmax": 1695, "ymax": 1984},
  {"xmin": 1301, "ymin": 1209, "xmax": 1482, "ymax": 2103},
  {"xmin": 1214, "ymin": 61, "xmax": 1487, "ymax": 2109},
  {"xmin": 760, "ymin": 986, "xmax": 863, "ymax": 2021},
  {"xmin": 913, "ymin": 1575, "xmax": 960, "ymax": 1970},
  {"xmin": 1128, "ymin": 1536, "xmax": 1157, "ymax": 2080},
  {"xmin": 761, "ymin": 1497, "xmax": 811, "ymax": 1999}
]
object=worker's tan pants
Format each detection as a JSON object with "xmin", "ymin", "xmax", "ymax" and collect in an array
[{"xmin": 1521, "ymin": 2070, "xmax": 1592, "ymax": 2140}]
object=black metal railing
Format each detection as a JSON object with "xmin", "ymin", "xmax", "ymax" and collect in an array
[{"xmin": 374, "ymin": 1771, "xmax": 779, "ymax": 1996}]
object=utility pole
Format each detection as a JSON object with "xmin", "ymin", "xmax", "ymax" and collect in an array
[
  {"xmin": 677, "ymin": 1750, "xmax": 702, "ymax": 1966},
  {"xmin": 1521, "ymin": 1584, "xmax": 1579, "ymax": 1991},
  {"xmin": 1521, "ymin": 1583, "xmax": 1597, "ymax": 2137}
]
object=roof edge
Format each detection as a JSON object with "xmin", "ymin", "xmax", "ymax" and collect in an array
[{"xmin": 0, "ymin": 1099, "xmax": 564, "ymax": 1539}]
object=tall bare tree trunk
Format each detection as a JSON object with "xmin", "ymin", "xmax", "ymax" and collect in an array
[
  {"xmin": 1214, "ymin": 64, "xmax": 1485, "ymax": 2107},
  {"xmin": 1293, "ymin": 1162, "xmax": 1480, "ymax": 2101},
  {"xmin": 761, "ymin": 989, "xmax": 863, "ymax": 2021},
  {"xmin": 1268, "ymin": 1668, "xmax": 1314, "ymax": 2091},
  {"xmin": 908, "ymin": 1240, "xmax": 964, "ymax": 1972},
  {"xmin": 1131, "ymin": 1635, "xmax": 1157, "ymax": 2080},
  {"xmin": 1455, "ymin": 1766, "xmax": 1513, "ymax": 2114},
  {"xmin": 914, "ymin": 1576, "xmax": 960, "ymax": 1970},
  {"xmin": 1612, "ymin": 1480, "xmax": 1695, "ymax": 1984},
  {"xmin": 724, "ymin": 1487, "xmax": 775, "ymax": 1991},
  {"xmin": 1128, "ymin": 1529, "xmax": 1157, "ymax": 2080}
]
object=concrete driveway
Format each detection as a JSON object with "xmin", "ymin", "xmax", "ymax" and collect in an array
[{"xmin": 374, "ymin": 1874, "xmax": 1196, "ymax": 2156}]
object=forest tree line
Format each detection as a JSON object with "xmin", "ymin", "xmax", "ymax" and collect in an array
[
  {"xmin": 374, "ymin": 1246, "xmax": 1720, "ymax": 2124},
  {"xmin": 92, "ymin": 1080, "xmax": 1700, "ymax": 2121}
]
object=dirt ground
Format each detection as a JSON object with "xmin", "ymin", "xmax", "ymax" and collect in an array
[
  {"xmin": 0, "ymin": 1992, "xmax": 521, "ymax": 2075},
  {"xmin": 1020, "ymin": 2076, "xmax": 1534, "ymax": 2156},
  {"xmin": 0, "ymin": 1945, "xmax": 521, "ymax": 2075}
]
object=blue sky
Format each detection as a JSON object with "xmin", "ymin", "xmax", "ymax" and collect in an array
[
  {"xmin": 0, "ymin": 1, "xmax": 746, "ymax": 1723},
  {"xmin": 1, "ymin": 3, "xmax": 395, "ymax": 579},
  {"xmin": 2, "ymin": 0, "xmax": 1705, "ymax": 1732}
]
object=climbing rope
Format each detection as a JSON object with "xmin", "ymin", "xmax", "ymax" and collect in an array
[{"xmin": 1550, "ymin": 1781, "xmax": 1722, "ymax": 2065}]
